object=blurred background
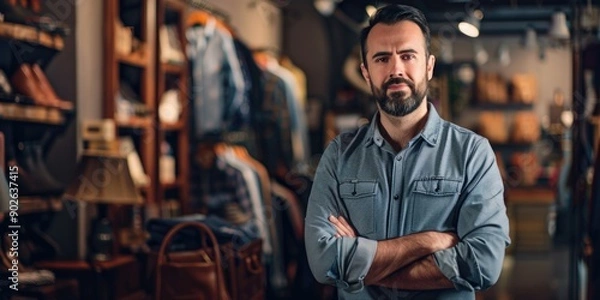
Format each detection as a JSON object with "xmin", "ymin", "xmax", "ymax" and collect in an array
[{"xmin": 1, "ymin": 0, "xmax": 599, "ymax": 299}]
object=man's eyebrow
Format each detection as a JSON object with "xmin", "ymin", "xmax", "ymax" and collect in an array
[
  {"xmin": 371, "ymin": 51, "xmax": 391, "ymax": 59},
  {"xmin": 371, "ymin": 49, "xmax": 419, "ymax": 60}
]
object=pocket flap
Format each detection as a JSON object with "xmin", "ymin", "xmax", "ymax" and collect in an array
[
  {"xmin": 339, "ymin": 180, "xmax": 377, "ymax": 197},
  {"xmin": 414, "ymin": 178, "xmax": 461, "ymax": 196}
]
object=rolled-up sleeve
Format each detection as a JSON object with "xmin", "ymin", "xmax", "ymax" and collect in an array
[
  {"xmin": 305, "ymin": 140, "xmax": 378, "ymax": 293},
  {"xmin": 433, "ymin": 138, "xmax": 511, "ymax": 291}
]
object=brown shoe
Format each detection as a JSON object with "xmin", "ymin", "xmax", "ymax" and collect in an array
[
  {"xmin": 31, "ymin": 63, "xmax": 73, "ymax": 110},
  {"xmin": 10, "ymin": 63, "xmax": 53, "ymax": 107}
]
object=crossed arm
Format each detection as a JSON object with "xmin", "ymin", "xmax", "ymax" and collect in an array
[{"xmin": 329, "ymin": 215, "xmax": 456, "ymax": 290}]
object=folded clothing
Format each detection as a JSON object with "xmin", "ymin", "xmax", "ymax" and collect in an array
[{"xmin": 146, "ymin": 214, "xmax": 259, "ymax": 251}]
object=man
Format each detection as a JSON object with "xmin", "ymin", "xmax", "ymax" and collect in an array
[{"xmin": 304, "ymin": 4, "xmax": 510, "ymax": 299}]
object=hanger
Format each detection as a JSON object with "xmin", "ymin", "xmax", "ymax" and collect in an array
[
  {"xmin": 185, "ymin": 3, "xmax": 234, "ymax": 35},
  {"xmin": 187, "ymin": 0, "xmax": 229, "ymax": 22},
  {"xmin": 186, "ymin": 11, "xmax": 234, "ymax": 36}
]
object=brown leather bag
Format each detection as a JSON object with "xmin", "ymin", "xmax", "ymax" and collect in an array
[{"xmin": 155, "ymin": 222, "xmax": 230, "ymax": 300}]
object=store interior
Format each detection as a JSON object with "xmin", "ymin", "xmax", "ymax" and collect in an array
[{"xmin": 0, "ymin": 0, "xmax": 600, "ymax": 299}]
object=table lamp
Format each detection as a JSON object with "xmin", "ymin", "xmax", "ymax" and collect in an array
[{"xmin": 63, "ymin": 151, "xmax": 142, "ymax": 261}]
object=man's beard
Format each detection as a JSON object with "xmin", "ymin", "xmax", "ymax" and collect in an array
[{"xmin": 371, "ymin": 76, "xmax": 428, "ymax": 117}]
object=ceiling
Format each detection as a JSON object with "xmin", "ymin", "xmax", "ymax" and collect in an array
[{"xmin": 336, "ymin": 0, "xmax": 600, "ymax": 35}]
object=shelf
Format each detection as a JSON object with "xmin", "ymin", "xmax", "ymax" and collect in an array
[
  {"xmin": 162, "ymin": 62, "xmax": 185, "ymax": 75},
  {"xmin": 116, "ymin": 52, "xmax": 149, "ymax": 68},
  {"xmin": 36, "ymin": 255, "xmax": 136, "ymax": 271},
  {"xmin": 473, "ymin": 102, "xmax": 534, "ymax": 110},
  {"xmin": 17, "ymin": 196, "xmax": 63, "ymax": 215},
  {"xmin": 116, "ymin": 117, "xmax": 153, "ymax": 129},
  {"xmin": 505, "ymin": 186, "xmax": 555, "ymax": 205},
  {"xmin": 0, "ymin": 22, "xmax": 64, "ymax": 50},
  {"xmin": 0, "ymin": 102, "xmax": 66, "ymax": 125},
  {"xmin": 160, "ymin": 121, "xmax": 183, "ymax": 131}
]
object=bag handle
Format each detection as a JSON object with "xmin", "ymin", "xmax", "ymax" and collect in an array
[{"xmin": 155, "ymin": 221, "xmax": 228, "ymax": 300}]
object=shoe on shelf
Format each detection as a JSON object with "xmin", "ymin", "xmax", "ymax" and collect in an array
[
  {"xmin": 0, "ymin": 0, "xmax": 70, "ymax": 36},
  {"xmin": 10, "ymin": 63, "xmax": 51, "ymax": 107},
  {"xmin": 10, "ymin": 64, "xmax": 73, "ymax": 110},
  {"xmin": 159, "ymin": 25, "xmax": 185, "ymax": 64},
  {"xmin": 31, "ymin": 64, "xmax": 73, "ymax": 110}
]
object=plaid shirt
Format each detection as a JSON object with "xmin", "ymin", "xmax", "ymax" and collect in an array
[{"xmin": 190, "ymin": 155, "xmax": 254, "ymax": 224}]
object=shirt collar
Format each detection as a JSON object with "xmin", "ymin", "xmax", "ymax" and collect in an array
[{"xmin": 365, "ymin": 102, "xmax": 442, "ymax": 148}]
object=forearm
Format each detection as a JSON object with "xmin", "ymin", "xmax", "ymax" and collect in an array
[
  {"xmin": 364, "ymin": 231, "xmax": 455, "ymax": 285},
  {"xmin": 375, "ymin": 255, "xmax": 454, "ymax": 290}
]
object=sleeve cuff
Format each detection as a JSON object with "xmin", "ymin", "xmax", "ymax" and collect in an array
[
  {"xmin": 433, "ymin": 248, "xmax": 475, "ymax": 291},
  {"xmin": 327, "ymin": 237, "xmax": 378, "ymax": 293}
]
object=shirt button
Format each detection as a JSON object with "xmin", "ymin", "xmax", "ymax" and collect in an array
[
  {"xmin": 393, "ymin": 194, "xmax": 399, "ymax": 200},
  {"xmin": 396, "ymin": 156, "xmax": 402, "ymax": 161}
]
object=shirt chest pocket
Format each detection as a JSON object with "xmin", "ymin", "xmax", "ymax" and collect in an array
[
  {"xmin": 339, "ymin": 180, "xmax": 377, "ymax": 235},
  {"xmin": 411, "ymin": 178, "xmax": 462, "ymax": 231}
]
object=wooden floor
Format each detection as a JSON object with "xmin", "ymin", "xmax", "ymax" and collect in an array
[{"xmin": 479, "ymin": 246, "xmax": 570, "ymax": 300}]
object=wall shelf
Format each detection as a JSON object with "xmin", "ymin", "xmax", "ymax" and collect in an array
[
  {"xmin": 17, "ymin": 196, "xmax": 63, "ymax": 215},
  {"xmin": 162, "ymin": 62, "xmax": 185, "ymax": 75},
  {"xmin": 0, "ymin": 103, "xmax": 66, "ymax": 125},
  {"xmin": 473, "ymin": 102, "xmax": 534, "ymax": 110},
  {"xmin": 117, "ymin": 52, "xmax": 150, "ymax": 68},
  {"xmin": 0, "ymin": 22, "xmax": 64, "ymax": 50}
]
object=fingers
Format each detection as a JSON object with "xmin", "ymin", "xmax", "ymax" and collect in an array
[
  {"xmin": 329, "ymin": 215, "xmax": 357, "ymax": 237},
  {"xmin": 337, "ymin": 216, "xmax": 357, "ymax": 236}
]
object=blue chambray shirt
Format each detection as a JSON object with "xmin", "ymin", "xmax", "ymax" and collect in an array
[{"xmin": 305, "ymin": 103, "xmax": 510, "ymax": 299}]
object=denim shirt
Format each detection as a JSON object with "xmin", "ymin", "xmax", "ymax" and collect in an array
[
  {"xmin": 186, "ymin": 18, "xmax": 245, "ymax": 137},
  {"xmin": 305, "ymin": 103, "xmax": 510, "ymax": 299}
]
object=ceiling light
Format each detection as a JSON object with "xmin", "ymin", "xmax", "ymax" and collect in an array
[
  {"xmin": 474, "ymin": 42, "xmax": 488, "ymax": 65},
  {"xmin": 523, "ymin": 26, "xmax": 537, "ymax": 50},
  {"xmin": 458, "ymin": 12, "xmax": 480, "ymax": 38},
  {"xmin": 497, "ymin": 43, "xmax": 510, "ymax": 66},
  {"xmin": 314, "ymin": 0, "xmax": 341, "ymax": 16},
  {"xmin": 366, "ymin": 5, "xmax": 377, "ymax": 17},
  {"xmin": 548, "ymin": 11, "xmax": 570, "ymax": 40}
]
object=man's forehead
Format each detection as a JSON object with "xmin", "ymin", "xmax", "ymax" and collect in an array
[{"xmin": 366, "ymin": 21, "xmax": 426, "ymax": 52}]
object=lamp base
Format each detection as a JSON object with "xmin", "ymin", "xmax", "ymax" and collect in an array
[{"xmin": 88, "ymin": 216, "xmax": 114, "ymax": 262}]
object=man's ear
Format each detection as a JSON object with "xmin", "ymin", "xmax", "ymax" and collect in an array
[
  {"xmin": 360, "ymin": 63, "xmax": 372, "ymax": 89},
  {"xmin": 427, "ymin": 55, "xmax": 436, "ymax": 80}
]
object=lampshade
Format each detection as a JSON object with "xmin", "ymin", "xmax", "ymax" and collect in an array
[
  {"xmin": 459, "ymin": 14, "xmax": 480, "ymax": 38},
  {"xmin": 548, "ymin": 11, "xmax": 570, "ymax": 40},
  {"xmin": 63, "ymin": 152, "xmax": 142, "ymax": 205}
]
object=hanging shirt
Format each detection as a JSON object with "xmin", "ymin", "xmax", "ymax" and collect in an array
[
  {"xmin": 222, "ymin": 149, "xmax": 272, "ymax": 256},
  {"xmin": 265, "ymin": 59, "xmax": 311, "ymax": 171},
  {"xmin": 187, "ymin": 18, "xmax": 245, "ymax": 137}
]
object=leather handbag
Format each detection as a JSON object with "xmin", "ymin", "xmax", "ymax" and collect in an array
[{"xmin": 155, "ymin": 221, "xmax": 230, "ymax": 300}]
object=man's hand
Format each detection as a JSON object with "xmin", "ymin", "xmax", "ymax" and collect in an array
[
  {"xmin": 427, "ymin": 231, "xmax": 459, "ymax": 252},
  {"xmin": 329, "ymin": 215, "xmax": 357, "ymax": 237}
]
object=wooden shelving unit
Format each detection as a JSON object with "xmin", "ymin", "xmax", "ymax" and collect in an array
[
  {"xmin": 155, "ymin": 0, "xmax": 190, "ymax": 215},
  {"xmin": 103, "ymin": 0, "xmax": 157, "ymax": 206}
]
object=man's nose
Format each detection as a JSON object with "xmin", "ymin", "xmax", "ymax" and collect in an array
[{"xmin": 389, "ymin": 56, "xmax": 404, "ymax": 78}]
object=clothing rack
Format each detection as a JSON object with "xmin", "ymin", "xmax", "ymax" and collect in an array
[{"xmin": 187, "ymin": 0, "xmax": 230, "ymax": 22}]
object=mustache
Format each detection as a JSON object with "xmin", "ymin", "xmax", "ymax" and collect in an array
[{"xmin": 383, "ymin": 77, "xmax": 414, "ymax": 91}]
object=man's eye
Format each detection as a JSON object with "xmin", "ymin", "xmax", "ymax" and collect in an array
[
  {"xmin": 375, "ymin": 57, "xmax": 389, "ymax": 63},
  {"xmin": 401, "ymin": 54, "xmax": 416, "ymax": 60}
]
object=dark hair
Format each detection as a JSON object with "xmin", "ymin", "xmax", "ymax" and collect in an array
[{"xmin": 360, "ymin": 4, "xmax": 431, "ymax": 66}]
